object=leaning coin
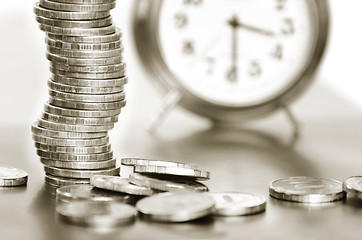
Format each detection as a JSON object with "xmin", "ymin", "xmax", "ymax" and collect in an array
[
  {"xmin": 0, "ymin": 165, "xmax": 28, "ymax": 187},
  {"xmin": 34, "ymin": 3, "xmax": 110, "ymax": 20},
  {"xmin": 39, "ymin": 0, "xmax": 116, "ymax": 12},
  {"xmin": 45, "ymin": 174, "xmax": 90, "ymax": 187},
  {"xmin": 49, "ymin": 98, "xmax": 126, "ymax": 111},
  {"xmin": 46, "ymin": 53, "xmax": 123, "ymax": 66},
  {"xmin": 47, "ymin": 28, "xmax": 121, "ymax": 43},
  {"xmin": 343, "ymin": 176, "xmax": 362, "ymax": 199},
  {"xmin": 40, "ymin": 24, "xmax": 116, "ymax": 36},
  {"xmin": 33, "ymin": 135, "xmax": 109, "ymax": 147},
  {"xmin": 51, "ymin": 75, "xmax": 128, "ymax": 88},
  {"xmin": 38, "ymin": 118, "xmax": 114, "ymax": 132},
  {"xmin": 46, "ymin": 37, "xmax": 121, "ymax": 51},
  {"xmin": 136, "ymin": 192, "xmax": 214, "ymax": 223},
  {"xmin": 35, "ymin": 143, "xmax": 111, "ymax": 154},
  {"xmin": 44, "ymin": 102, "xmax": 121, "ymax": 117},
  {"xmin": 32, "ymin": 124, "xmax": 107, "ymax": 139},
  {"xmin": 134, "ymin": 165, "xmax": 210, "ymax": 181},
  {"xmin": 41, "ymin": 158, "xmax": 116, "ymax": 170},
  {"xmin": 121, "ymin": 158, "xmax": 198, "ymax": 169},
  {"xmin": 129, "ymin": 173, "xmax": 209, "ymax": 193},
  {"xmin": 37, "ymin": 150, "xmax": 113, "ymax": 161},
  {"xmin": 206, "ymin": 192, "xmax": 266, "ymax": 216},
  {"xmin": 50, "ymin": 68, "xmax": 126, "ymax": 80},
  {"xmin": 42, "ymin": 112, "xmax": 118, "ymax": 125},
  {"xmin": 269, "ymin": 176, "xmax": 346, "ymax": 203},
  {"xmin": 36, "ymin": 16, "xmax": 113, "ymax": 29},
  {"xmin": 56, "ymin": 184, "xmax": 133, "ymax": 203},
  {"xmin": 44, "ymin": 165, "xmax": 120, "ymax": 179},
  {"xmin": 50, "ymin": 62, "xmax": 125, "ymax": 73},
  {"xmin": 91, "ymin": 175, "xmax": 155, "ymax": 196},
  {"xmin": 47, "ymin": 46, "xmax": 123, "ymax": 58},
  {"xmin": 56, "ymin": 201, "xmax": 136, "ymax": 227}
]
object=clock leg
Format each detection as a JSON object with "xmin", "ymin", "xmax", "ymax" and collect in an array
[{"xmin": 280, "ymin": 103, "xmax": 300, "ymax": 146}]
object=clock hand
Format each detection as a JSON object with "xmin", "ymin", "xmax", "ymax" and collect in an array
[
  {"xmin": 238, "ymin": 22, "xmax": 275, "ymax": 37},
  {"xmin": 227, "ymin": 15, "xmax": 240, "ymax": 82}
]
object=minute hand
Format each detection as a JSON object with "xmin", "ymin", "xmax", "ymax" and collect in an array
[{"xmin": 238, "ymin": 22, "xmax": 275, "ymax": 37}]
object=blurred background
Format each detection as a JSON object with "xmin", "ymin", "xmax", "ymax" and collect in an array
[{"xmin": 0, "ymin": 0, "xmax": 362, "ymax": 127}]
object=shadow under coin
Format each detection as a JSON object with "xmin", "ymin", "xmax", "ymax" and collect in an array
[
  {"xmin": 0, "ymin": 184, "xmax": 27, "ymax": 194},
  {"xmin": 269, "ymin": 196, "xmax": 345, "ymax": 211}
]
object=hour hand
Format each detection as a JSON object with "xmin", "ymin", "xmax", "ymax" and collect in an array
[{"xmin": 239, "ymin": 22, "xmax": 275, "ymax": 37}]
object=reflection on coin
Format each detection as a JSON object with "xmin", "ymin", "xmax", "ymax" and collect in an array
[
  {"xmin": 45, "ymin": 174, "xmax": 90, "ymax": 187},
  {"xmin": 129, "ymin": 173, "xmax": 209, "ymax": 193},
  {"xmin": 0, "ymin": 165, "xmax": 28, "ymax": 187},
  {"xmin": 269, "ymin": 176, "xmax": 346, "ymax": 203},
  {"xmin": 136, "ymin": 192, "xmax": 214, "ymax": 222},
  {"xmin": 206, "ymin": 192, "xmax": 266, "ymax": 216},
  {"xmin": 56, "ymin": 184, "xmax": 133, "ymax": 203},
  {"xmin": 91, "ymin": 175, "xmax": 155, "ymax": 196},
  {"xmin": 343, "ymin": 176, "xmax": 362, "ymax": 199},
  {"xmin": 121, "ymin": 158, "xmax": 198, "ymax": 169},
  {"xmin": 56, "ymin": 201, "xmax": 136, "ymax": 227}
]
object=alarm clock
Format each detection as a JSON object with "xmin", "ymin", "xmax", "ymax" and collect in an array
[{"xmin": 132, "ymin": 0, "xmax": 329, "ymax": 123}]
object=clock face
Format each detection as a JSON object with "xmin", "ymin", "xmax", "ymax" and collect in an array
[{"xmin": 157, "ymin": 0, "xmax": 318, "ymax": 107}]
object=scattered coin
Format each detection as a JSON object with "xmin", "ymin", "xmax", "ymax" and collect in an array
[
  {"xmin": 121, "ymin": 158, "xmax": 198, "ymax": 169},
  {"xmin": 206, "ymin": 192, "xmax": 266, "ymax": 216},
  {"xmin": 56, "ymin": 201, "xmax": 137, "ymax": 227},
  {"xmin": 269, "ymin": 176, "xmax": 346, "ymax": 203},
  {"xmin": 0, "ymin": 165, "xmax": 28, "ymax": 187},
  {"xmin": 343, "ymin": 176, "xmax": 362, "ymax": 199},
  {"xmin": 45, "ymin": 174, "xmax": 90, "ymax": 187},
  {"xmin": 136, "ymin": 192, "xmax": 215, "ymax": 222}
]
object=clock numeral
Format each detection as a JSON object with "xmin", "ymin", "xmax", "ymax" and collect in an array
[
  {"xmin": 271, "ymin": 44, "xmax": 283, "ymax": 60},
  {"xmin": 205, "ymin": 57, "xmax": 215, "ymax": 75},
  {"xmin": 174, "ymin": 12, "xmax": 188, "ymax": 29},
  {"xmin": 183, "ymin": 0, "xmax": 203, "ymax": 5},
  {"xmin": 276, "ymin": 0, "xmax": 287, "ymax": 11},
  {"xmin": 281, "ymin": 18, "xmax": 294, "ymax": 35},
  {"xmin": 249, "ymin": 61, "xmax": 262, "ymax": 78},
  {"xmin": 182, "ymin": 40, "xmax": 195, "ymax": 55}
]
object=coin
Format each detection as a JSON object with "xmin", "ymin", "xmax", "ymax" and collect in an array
[
  {"xmin": 50, "ymin": 0, "xmax": 115, "ymax": 4},
  {"xmin": 134, "ymin": 165, "xmax": 210, "ymax": 181},
  {"xmin": 49, "ymin": 97, "xmax": 126, "ymax": 110},
  {"xmin": 47, "ymin": 46, "xmax": 123, "ymax": 58},
  {"xmin": 35, "ymin": 142, "xmax": 112, "ymax": 154},
  {"xmin": 34, "ymin": 3, "xmax": 110, "ymax": 20},
  {"xmin": 50, "ymin": 67, "xmax": 126, "ymax": 80},
  {"xmin": 121, "ymin": 158, "xmax": 199, "ymax": 169},
  {"xmin": 343, "ymin": 176, "xmax": 362, "ymax": 199},
  {"xmin": 45, "ymin": 174, "xmax": 90, "ymax": 187},
  {"xmin": 36, "ymin": 16, "xmax": 113, "ymax": 29},
  {"xmin": 56, "ymin": 201, "xmax": 137, "ymax": 227},
  {"xmin": 129, "ymin": 173, "xmax": 209, "ymax": 193},
  {"xmin": 42, "ymin": 112, "xmax": 118, "ymax": 125},
  {"xmin": 44, "ymin": 165, "xmax": 120, "ymax": 179},
  {"xmin": 136, "ymin": 192, "xmax": 215, "ymax": 222},
  {"xmin": 49, "ymin": 89, "xmax": 125, "ymax": 103},
  {"xmin": 206, "ymin": 192, "xmax": 266, "ymax": 216},
  {"xmin": 269, "ymin": 176, "xmax": 346, "ymax": 203},
  {"xmin": 50, "ymin": 62, "xmax": 125, "ymax": 73},
  {"xmin": 56, "ymin": 184, "xmax": 133, "ymax": 203},
  {"xmin": 37, "ymin": 150, "xmax": 113, "ymax": 161},
  {"xmin": 39, "ymin": 0, "xmax": 116, "ymax": 12},
  {"xmin": 91, "ymin": 175, "xmax": 155, "ymax": 196},
  {"xmin": 47, "ymin": 28, "xmax": 121, "ymax": 43},
  {"xmin": 44, "ymin": 102, "xmax": 121, "ymax": 117},
  {"xmin": 46, "ymin": 53, "xmax": 123, "ymax": 66},
  {"xmin": 0, "ymin": 165, "xmax": 28, "ymax": 187},
  {"xmin": 48, "ymin": 80, "xmax": 124, "ymax": 95},
  {"xmin": 33, "ymin": 134, "xmax": 109, "ymax": 146},
  {"xmin": 46, "ymin": 37, "xmax": 121, "ymax": 51},
  {"xmin": 40, "ymin": 24, "xmax": 116, "ymax": 36},
  {"xmin": 32, "ymin": 123, "xmax": 108, "ymax": 138},
  {"xmin": 51, "ymin": 75, "xmax": 128, "ymax": 87},
  {"xmin": 41, "ymin": 158, "xmax": 116, "ymax": 170}
]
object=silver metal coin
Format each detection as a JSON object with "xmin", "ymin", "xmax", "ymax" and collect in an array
[
  {"xmin": 41, "ymin": 158, "xmax": 116, "ymax": 170},
  {"xmin": 269, "ymin": 176, "xmax": 346, "ymax": 203},
  {"xmin": 121, "ymin": 158, "xmax": 198, "ymax": 169},
  {"xmin": 56, "ymin": 184, "xmax": 133, "ymax": 203},
  {"xmin": 45, "ymin": 174, "xmax": 90, "ymax": 187},
  {"xmin": 32, "ymin": 123, "xmax": 108, "ymax": 138},
  {"xmin": 50, "ymin": 0, "xmax": 115, "ymax": 4},
  {"xmin": 33, "ymin": 134, "xmax": 109, "ymax": 147},
  {"xmin": 49, "ymin": 62, "xmax": 125, "ymax": 74},
  {"xmin": 49, "ymin": 89, "xmax": 125, "ymax": 103},
  {"xmin": 91, "ymin": 175, "xmax": 155, "ymax": 196},
  {"xmin": 35, "ymin": 142, "xmax": 111, "ymax": 154},
  {"xmin": 47, "ymin": 46, "xmax": 123, "ymax": 58},
  {"xmin": 206, "ymin": 192, "xmax": 266, "ymax": 216},
  {"xmin": 136, "ymin": 192, "xmax": 215, "ymax": 222},
  {"xmin": 40, "ymin": 24, "xmax": 116, "ymax": 36},
  {"xmin": 46, "ymin": 37, "xmax": 121, "ymax": 51},
  {"xmin": 39, "ymin": 0, "xmax": 116, "ymax": 12},
  {"xmin": 47, "ymin": 27, "xmax": 121, "ymax": 43},
  {"xmin": 49, "ymin": 97, "xmax": 126, "ymax": 111},
  {"xmin": 46, "ymin": 52, "xmax": 123, "ymax": 66},
  {"xmin": 37, "ymin": 118, "xmax": 114, "ymax": 132},
  {"xmin": 56, "ymin": 200, "xmax": 136, "ymax": 227},
  {"xmin": 0, "ymin": 165, "xmax": 28, "ymax": 187},
  {"xmin": 36, "ymin": 15, "xmax": 113, "ymax": 29},
  {"xmin": 41, "ymin": 112, "xmax": 118, "ymax": 126},
  {"xmin": 129, "ymin": 173, "xmax": 209, "ymax": 193},
  {"xmin": 45, "ymin": 165, "xmax": 120, "ymax": 179},
  {"xmin": 51, "ymin": 75, "xmax": 128, "ymax": 87},
  {"xmin": 48, "ymin": 80, "xmax": 124, "ymax": 95},
  {"xmin": 37, "ymin": 150, "xmax": 113, "ymax": 161},
  {"xmin": 49, "ymin": 67, "xmax": 126, "ymax": 79},
  {"xmin": 343, "ymin": 176, "xmax": 362, "ymax": 199}
]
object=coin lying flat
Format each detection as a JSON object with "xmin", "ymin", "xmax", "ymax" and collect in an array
[
  {"xmin": 46, "ymin": 53, "xmax": 123, "ymax": 66},
  {"xmin": 56, "ymin": 201, "xmax": 137, "ymax": 227},
  {"xmin": 42, "ymin": 112, "xmax": 118, "ymax": 126},
  {"xmin": 41, "ymin": 158, "xmax": 116, "ymax": 170},
  {"xmin": 91, "ymin": 175, "xmax": 155, "ymax": 196},
  {"xmin": 0, "ymin": 165, "xmax": 28, "ymax": 187},
  {"xmin": 40, "ymin": 24, "xmax": 116, "ymax": 36},
  {"xmin": 343, "ymin": 176, "xmax": 362, "ymax": 199},
  {"xmin": 47, "ymin": 28, "xmax": 122, "ymax": 43},
  {"xmin": 38, "ymin": 118, "xmax": 114, "ymax": 132},
  {"xmin": 33, "ymin": 134, "xmax": 109, "ymax": 146},
  {"xmin": 269, "ymin": 176, "xmax": 346, "ymax": 203},
  {"xmin": 136, "ymin": 192, "xmax": 215, "ymax": 222},
  {"xmin": 35, "ymin": 143, "xmax": 111, "ymax": 154},
  {"xmin": 51, "ymin": 75, "xmax": 128, "ymax": 88},
  {"xmin": 121, "ymin": 158, "xmax": 198, "ymax": 169},
  {"xmin": 45, "ymin": 174, "xmax": 90, "ymax": 187},
  {"xmin": 50, "ymin": 0, "xmax": 115, "ymax": 4},
  {"xmin": 36, "ymin": 16, "xmax": 113, "ymax": 29},
  {"xmin": 39, "ymin": 0, "xmax": 116, "ymax": 12},
  {"xmin": 32, "ymin": 123, "xmax": 108, "ymax": 138},
  {"xmin": 37, "ymin": 149, "xmax": 113, "ymax": 161},
  {"xmin": 49, "ymin": 89, "xmax": 125, "ymax": 103},
  {"xmin": 49, "ymin": 63, "xmax": 125, "ymax": 74},
  {"xmin": 56, "ymin": 184, "xmax": 133, "ymax": 203},
  {"xmin": 46, "ymin": 38, "xmax": 121, "ymax": 51},
  {"xmin": 45, "ymin": 165, "xmax": 119, "ymax": 179},
  {"xmin": 49, "ymin": 98, "xmax": 126, "ymax": 111},
  {"xmin": 206, "ymin": 192, "xmax": 266, "ymax": 216},
  {"xmin": 129, "ymin": 173, "xmax": 209, "ymax": 193}
]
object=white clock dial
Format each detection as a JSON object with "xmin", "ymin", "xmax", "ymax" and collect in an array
[{"xmin": 158, "ymin": 0, "xmax": 318, "ymax": 107}]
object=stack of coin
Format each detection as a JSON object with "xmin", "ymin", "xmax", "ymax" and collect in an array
[{"xmin": 32, "ymin": 0, "xmax": 125, "ymax": 187}]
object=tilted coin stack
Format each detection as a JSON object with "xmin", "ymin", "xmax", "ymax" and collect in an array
[{"xmin": 32, "ymin": 0, "xmax": 126, "ymax": 187}]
